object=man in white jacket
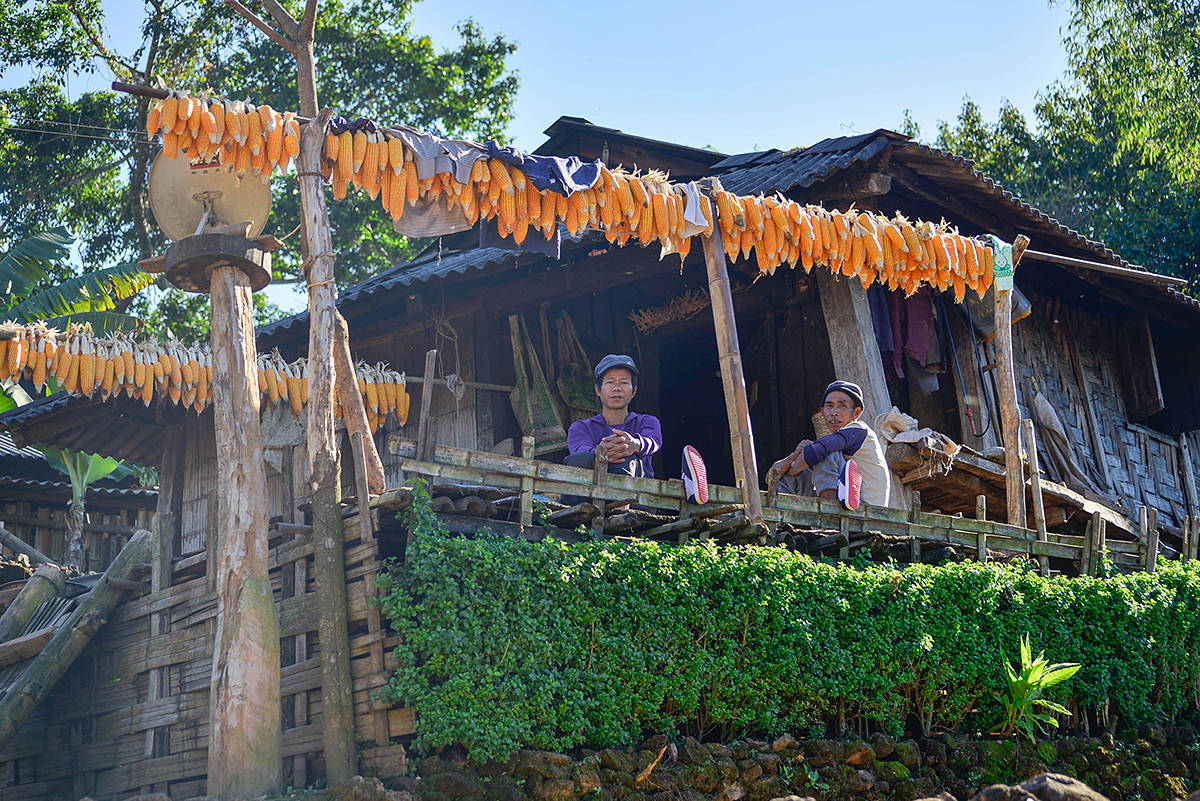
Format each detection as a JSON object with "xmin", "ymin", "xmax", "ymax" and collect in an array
[{"xmin": 769, "ymin": 380, "xmax": 891, "ymax": 508}]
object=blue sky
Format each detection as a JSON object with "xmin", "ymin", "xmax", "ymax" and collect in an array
[{"xmin": 6, "ymin": 0, "xmax": 1074, "ymax": 312}]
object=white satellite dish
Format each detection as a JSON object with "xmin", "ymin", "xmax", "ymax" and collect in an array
[{"xmin": 148, "ymin": 152, "xmax": 272, "ymax": 242}]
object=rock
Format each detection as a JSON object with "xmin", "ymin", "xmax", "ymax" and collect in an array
[
  {"xmin": 893, "ymin": 740, "xmax": 922, "ymax": 770},
  {"xmin": 121, "ymin": 795, "xmax": 171, "ymax": 801},
  {"xmin": 924, "ymin": 739, "xmax": 947, "ymax": 765},
  {"xmin": 746, "ymin": 774, "xmax": 787, "ymax": 801},
  {"xmin": 575, "ymin": 763, "xmax": 602, "ymax": 796},
  {"xmin": 843, "ymin": 740, "xmax": 875, "ymax": 767},
  {"xmin": 870, "ymin": 732, "xmax": 896, "ymax": 760},
  {"xmin": 530, "ymin": 777, "xmax": 576, "ymax": 801},
  {"xmin": 332, "ymin": 776, "xmax": 391, "ymax": 801},
  {"xmin": 681, "ymin": 763, "xmax": 721, "ymax": 794},
  {"xmin": 484, "ymin": 776, "xmax": 525, "ymax": 801},
  {"xmin": 179, "ymin": 797, "xmax": 219, "ymax": 801},
  {"xmin": 875, "ymin": 760, "xmax": 912, "ymax": 783},
  {"xmin": 417, "ymin": 790, "xmax": 451, "ymax": 801},
  {"xmin": 680, "ymin": 737, "xmax": 710, "ymax": 765},
  {"xmin": 913, "ymin": 794, "xmax": 958, "ymax": 801},
  {"xmin": 737, "ymin": 759, "xmax": 762, "ymax": 782},
  {"xmin": 1186, "ymin": 792, "xmax": 1200, "ymax": 801},
  {"xmin": 600, "ymin": 749, "xmax": 639, "ymax": 775},
  {"xmin": 1015, "ymin": 773, "xmax": 1112, "ymax": 801},
  {"xmin": 599, "ymin": 768, "xmax": 636, "ymax": 788},
  {"xmin": 723, "ymin": 783, "xmax": 745, "ymax": 801},
  {"xmin": 1137, "ymin": 723, "xmax": 1168, "ymax": 747},
  {"xmin": 971, "ymin": 786, "xmax": 1039, "ymax": 801},
  {"xmin": 640, "ymin": 734, "xmax": 669, "ymax": 752},
  {"xmin": 766, "ymin": 796, "xmax": 816, "ymax": 801},
  {"xmin": 801, "ymin": 739, "xmax": 844, "ymax": 766},
  {"xmin": 770, "ymin": 735, "xmax": 800, "ymax": 754},
  {"xmin": 715, "ymin": 757, "xmax": 738, "ymax": 781},
  {"xmin": 755, "ymin": 752, "xmax": 780, "ymax": 775},
  {"xmin": 709, "ymin": 743, "xmax": 732, "ymax": 760},
  {"xmin": 424, "ymin": 771, "xmax": 485, "ymax": 800},
  {"xmin": 515, "ymin": 750, "xmax": 573, "ymax": 780}
]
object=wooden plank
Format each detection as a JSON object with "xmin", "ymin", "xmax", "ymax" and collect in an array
[
  {"xmin": 520, "ymin": 435, "xmax": 535, "ymax": 527},
  {"xmin": 701, "ymin": 227, "xmax": 763, "ymax": 520},
  {"xmin": 1064, "ymin": 318, "xmax": 1114, "ymax": 492},
  {"xmin": 0, "ymin": 627, "xmax": 55, "ymax": 668},
  {"xmin": 415, "ymin": 349, "xmax": 438, "ymax": 461}
]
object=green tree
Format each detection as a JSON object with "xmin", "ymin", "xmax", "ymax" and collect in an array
[
  {"xmin": 908, "ymin": 0, "xmax": 1200, "ymax": 287},
  {"xmin": 0, "ymin": 0, "xmax": 517, "ymax": 335}
]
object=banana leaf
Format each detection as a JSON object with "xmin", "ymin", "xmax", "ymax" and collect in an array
[
  {"xmin": 9, "ymin": 262, "xmax": 154, "ymax": 323},
  {"xmin": 0, "ymin": 227, "xmax": 73, "ymax": 300}
]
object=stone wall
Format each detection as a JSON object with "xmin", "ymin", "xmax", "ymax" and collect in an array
[{"xmin": 393, "ymin": 728, "xmax": 1200, "ymax": 801}]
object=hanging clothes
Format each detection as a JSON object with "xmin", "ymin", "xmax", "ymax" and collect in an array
[
  {"xmin": 887, "ymin": 286, "xmax": 944, "ymax": 381},
  {"xmin": 486, "ymin": 142, "xmax": 602, "ymax": 195},
  {"xmin": 867, "ymin": 285, "xmax": 894, "ymax": 364}
]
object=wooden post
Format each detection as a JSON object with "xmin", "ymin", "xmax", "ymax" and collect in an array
[
  {"xmin": 976, "ymin": 495, "xmax": 988, "ymax": 563},
  {"xmin": 700, "ymin": 228, "xmax": 763, "ymax": 522},
  {"xmin": 1095, "ymin": 513, "xmax": 1107, "ymax": 576},
  {"xmin": 416, "ymin": 349, "xmax": 438, "ymax": 461},
  {"xmin": 1177, "ymin": 435, "xmax": 1200, "ymax": 521},
  {"xmin": 350, "ymin": 431, "xmax": 375, "ymax": 544},
  {"xmin": 208, "ymin": 265, "xmax": 282, "ymax": 799},
  {"xmin": 1081, "ymin": 514, "xmax": 1095, "ymax": 577},
  {"xmin": 0, "ymin": 529, "xmax": 151, "ymax": 750},
  {"xmin": 995, "ymin": 234, "xmax": 1029, "ymax": 528},
  {"xmin": 909, "ymin": 491, "xmax": 922, "ymax": 562},
  {"xmin": 1023, "ymin": 418, "xmax": 1050, "ymax": 576},
  {"xmin": 0, "ymin": 563, "xmax": 65, "ymax": 643},
  {"xmin": 520, "ymin": 435, "xmax": 535, "ymax": 527}
]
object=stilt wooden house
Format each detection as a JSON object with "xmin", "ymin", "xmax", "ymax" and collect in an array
[{"xmin": 0, "ymin": 118, "xmax": 1197, "ymax": 799}]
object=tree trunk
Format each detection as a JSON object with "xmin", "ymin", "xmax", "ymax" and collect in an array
[
  {"xmin": 0, "ymin": 529, "xmax": 151, "ymax": 751},
  {"xmin": 207, "ymin": 265, "xmax": 282, "ymax": 799},
  {"xmin": 64, "ymin": 498, "xmax": 86, "ymax": 572}
]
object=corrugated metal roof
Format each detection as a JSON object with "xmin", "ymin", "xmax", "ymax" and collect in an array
[
  {"xmin": 0, "ymin": 476, "xmax": 157, "ymax": 500},
  {"xmin": 0, "ymin": 393, "xmax": 81, "ymax": 430},
  {"xmin": 0, "ymin": 432, "xmax": 42, "ymax": 461},
  {"xmin": 712, "ymin": 131, "xmax": 901, "ymax": 196}
]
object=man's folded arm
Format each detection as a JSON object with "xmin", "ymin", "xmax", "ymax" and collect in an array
[{"xmin": 802, "ymin": 425, "xmax": 868, "ymax": 466}]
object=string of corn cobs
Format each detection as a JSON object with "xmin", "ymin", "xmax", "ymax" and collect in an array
[
  {"xmin": 146, "ymin": 90, "xmax": 998, "ymax": 301},
  {"xmin": 0, "ymin": 323, "xmax": 409, "ymax": 433}
]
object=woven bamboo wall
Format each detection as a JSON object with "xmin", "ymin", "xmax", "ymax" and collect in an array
[{"xmin": 0, "ymin": 444, "xmax": 412, "ymax": 800}]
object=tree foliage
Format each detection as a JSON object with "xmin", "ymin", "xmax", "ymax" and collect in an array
[
  {"xmin": 912, "ymin": 0, "xmax": 1200, "ymax": 287},
  {"xmin": 0, "ymin": 0, "xmax": 517, "ymax": 338}
]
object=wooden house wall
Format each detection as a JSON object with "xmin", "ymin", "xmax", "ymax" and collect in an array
[
  {"xmin": 0, "ymin": 460, "xmax": 410, "ymax": 800},
  {"xmin": 0, "ymin": 496, "xmax": 153, "ymax": 573},
  {"xmin": 1007, "ymin": 289, "xmax": 1190, "ymax": 530}
]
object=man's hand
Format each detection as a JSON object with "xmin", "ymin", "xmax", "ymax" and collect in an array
[
  {"xmin": 600, "ymin": 429, "xmax": 641, "ymax": 464},
  {"xmin": 772, "ymin": 440, "xmax": 811, "ymax": 477}
]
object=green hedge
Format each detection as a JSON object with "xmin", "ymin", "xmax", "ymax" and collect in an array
[{"xmin": 376, "ymin": 517, "xmax": 1200, "ymax": 761}]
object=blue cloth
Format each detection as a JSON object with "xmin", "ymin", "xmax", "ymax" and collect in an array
[
  {"xmin": 803, "ymin": 425, "xmax": 869, "ymax": 467},
  {"xmin": 567, "ymin": 412, "xmax": 662, "ymax": 477},
  {"xmin": 486, "ymin": 141, "xmax": 603, "ymax": 195}
]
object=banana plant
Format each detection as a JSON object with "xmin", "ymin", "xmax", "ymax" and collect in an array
[
  {"xmin": 0, "ymin": 226, "xmax": 154, "ymax": 334},
  {"xmin": 39, "ymin": 445, "xmax": 137, "ymax": 572},
  {"xmin": 992, "ymin": 633, "xmax": 1081, "ymax": 741}
]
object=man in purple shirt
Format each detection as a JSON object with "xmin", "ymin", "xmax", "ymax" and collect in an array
[{"xmin": 564, "ymin": 354, "xmax": 663, "ymax": 478}]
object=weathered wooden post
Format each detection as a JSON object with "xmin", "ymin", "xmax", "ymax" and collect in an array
[
  {"xmin": 995, "ymin": 234, "xmax": 1030, "ymax": 528},
  {"xmin": 1023, "ymin": 418, "xmax": 1050, "ymax": 576},
  {"xmin": 700, "ymin": 225, "xmax": 763, "ymax": 522},
  {"xmin": 165, "ymin": 234, "xmax": 282, "ymax": 798}
]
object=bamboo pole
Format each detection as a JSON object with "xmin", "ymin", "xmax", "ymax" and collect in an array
[
  {"xmin": 208, "ymin": 265, "xmax": 282, "ymax": 799},
  {"xmin": 0, "ymin": 529, "xmax": 151, "ymax": 751},
  {"xmin": 1023, "ymin": 418, "xmax": 1050, "ymax": 576},
  {"xmin": 700, "ymin": 228, "xmax": 763, "ymax": 522},
  {"xmin": 995, "ymin": 234, "xmax": 1030, "ymax": 528},
  {"xmin": 0, "ymin": 563, "xmax": 65, "ymax": 643},
  {"xmin": 0, "ymin": 525, "xmax": 53, "ymax": 565}
]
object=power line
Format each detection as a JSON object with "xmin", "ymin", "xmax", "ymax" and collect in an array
[
  {"xmin": 0, "ymin": 124, "xmax": 152, "ymax": 147},
  {"xmin": 9, "ymin": 115, "xmax": 145, "ymax": 137}
]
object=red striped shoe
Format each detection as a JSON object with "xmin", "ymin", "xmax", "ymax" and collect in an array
[
  {"xmin": 682, "ymin": 446, "xmax": 709, "ymax": 504},
  {"xmin": 838, "ymin": 458, "xmax": 862, "ymax": 510}
]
